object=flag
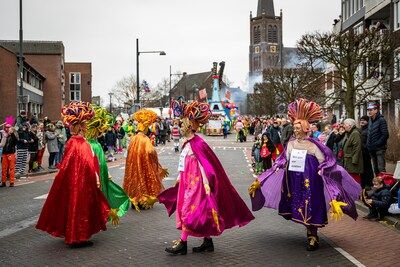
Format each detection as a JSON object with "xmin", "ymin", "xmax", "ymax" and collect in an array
[
  {"xmin": 225, "ymin": 90, "xmax": 231, "ymax": 100},
  {"xmin": 142, "ymin": 80, "xmax": 150, "ymax": 93},
  {"xmin": 199, "ymin": 88, "xmax": 207, "ymax": 100}
]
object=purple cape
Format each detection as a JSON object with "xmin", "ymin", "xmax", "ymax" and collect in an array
[
  {"xmin": 251, "ymin": 138, "xmax": 361, "ymax": 220},
  {"xmin": 158, "ymin": 134, "xmax": 254, "ymax": 232}
]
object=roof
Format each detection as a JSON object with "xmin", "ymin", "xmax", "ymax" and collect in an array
[
  {"xmin": 0, "ymin": 40, "xmax": 64, "ymax": 55},
  {"xmin": 257, "ymin": 0, "xmax": 275, "ymax": 17},
  {"xmin": 172, "ymin": 71, "xmax": 211, "ymax": 92}
]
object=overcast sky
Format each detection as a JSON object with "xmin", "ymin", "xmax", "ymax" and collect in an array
[{"xmin": 0, "ymin": 0, "xmax": 340, "ymax": 101}]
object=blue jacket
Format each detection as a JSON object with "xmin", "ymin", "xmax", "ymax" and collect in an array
[{"xmin": 366, "ymin": 113, "xmax": 389, "ymax": 151}]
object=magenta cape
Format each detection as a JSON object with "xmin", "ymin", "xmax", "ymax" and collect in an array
[
  {"xmin": 251, "ymin": 138, "xmax": 361, "ymax": 220},
  {"xmin": 158, "ymin": 135, "xmax": 254, "ymax": 236}
]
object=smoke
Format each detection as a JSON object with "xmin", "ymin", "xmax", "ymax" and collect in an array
[{"xmin": 242, "ymin": 73, "xmax": 263, "ymax": 94}]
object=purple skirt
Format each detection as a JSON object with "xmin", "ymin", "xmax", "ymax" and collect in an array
[{"xmin": 278, "ymin": 154, "xmax": 328, "ymax": 227}]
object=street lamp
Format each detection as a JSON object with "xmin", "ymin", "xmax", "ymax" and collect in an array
[
  {"xmin": 18, "ymin": 0, "xmax": 24, "ymax": 113},
  {"xmin": 136, "ymin": 38, "xmax": 166, "ymax": 108},
  {"xmin": 169, "ymin": 65, "xmax": 185, "ymax": 104},
  {"xmin": 108, "ymin": 92, "xmax": 114, "ymax": 113}
]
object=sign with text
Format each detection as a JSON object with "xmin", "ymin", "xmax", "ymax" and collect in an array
[{"xmin": 288, "ymin": 149, "xmax": 307, "ymax": 173}]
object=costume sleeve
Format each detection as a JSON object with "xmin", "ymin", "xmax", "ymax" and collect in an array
[{"xmin": 314, "ymin": 144, "xmax": 325, "ymax": 164}]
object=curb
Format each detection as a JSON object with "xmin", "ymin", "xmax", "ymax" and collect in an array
[{"xmin": 355, "ymin": 201, "xmax": 400, "ymax": 231}]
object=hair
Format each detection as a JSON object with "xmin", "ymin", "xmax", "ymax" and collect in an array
[
  {"xmin": 288, "ymin": 99, "xmax": 323, "ymax": 133},
  {"xmin": 343, "ymin": 118, "xmax": 356, "ymax": 128},
  {"xmin": 373, "ymin": 176, "xmax": 384, "ymax": 185}
]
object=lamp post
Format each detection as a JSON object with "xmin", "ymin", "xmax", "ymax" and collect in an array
[
  {"xmin": 108, "ymin": 92, "xmax": 114, "ymax": 113},
  {"xmin": 169, "ymin": 65, "xmax": 185, "ymax": 103},
  {"xmin": 136, "ymin": 38, "xmax": 166, "ymax": 108},
  {"xmin": 18, "ymin": 0, "xmax": 24, "ymax": 113}
]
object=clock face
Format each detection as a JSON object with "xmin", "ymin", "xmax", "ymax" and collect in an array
[
  {"xmin": 255, "ymin": 46, "xmax": 260, "ymax": 53},
  {"xmin": 270, "ymin": 45, "xmax": 277, "ymax": 53}
]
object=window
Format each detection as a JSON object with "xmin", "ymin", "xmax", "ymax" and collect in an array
[
  {"xmin": 394, "ymin": 50, "xmax": 400, "ymax": 80},
  {"xmin": 69, "ymin": 72, "xmax": 81, "ymax": 101},
  {"xmin": 354, "ymin": 22, "xmax": 364, "ymax": 35},
  {"xmin": 395, "ymin": 1, "xmax": 400, "ymax": 31},
  {"xmin": 253, "ymin": 26, "xmax": 261, "ymax": 44}
]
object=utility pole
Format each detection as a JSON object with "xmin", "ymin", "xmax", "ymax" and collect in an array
[
  {"xmin": 136, "ymin": 38, "xmax": 140, "ymax": 106},
  {"xmin": 18, "ymin": 0, "xmax": 24, "ymax": 113}
]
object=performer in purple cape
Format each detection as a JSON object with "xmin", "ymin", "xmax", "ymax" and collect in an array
[
  {"xmin": 249, "ymin": 99, "xmax": 361, "ymax": 251},
  {"xmin": 158, "ymin": 100, "xmax": 254, "ymax": 255}
]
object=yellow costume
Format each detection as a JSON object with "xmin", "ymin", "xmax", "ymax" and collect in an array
[{"xmin": 123, "ymin": 109, "xmax": 167, "ymax": 209}]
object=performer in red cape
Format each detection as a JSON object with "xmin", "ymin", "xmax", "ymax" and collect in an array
[
  {"xmin": 159, "ymin": 100, "xmax": 254, "ymax": 255},
  {"xmin": 36, "ymin": 102, "xmax": 110, "ymax": 248}
]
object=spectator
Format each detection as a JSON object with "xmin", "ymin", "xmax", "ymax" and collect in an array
[
  {"xmin": 253, "ymin": 119, "xmax": 263, "ymax": 140},
  {"xmin": 1, "ymin": 124, "xmax": 18, "ymax": 187},
  {"xmin": 366, "ymin": 102, "xmax": 389, "ymax": 175},
  {"xmin": 343, "ymin": 119, "xmax": 363, "ymax": 184},
  {"xmin": 54, "ymin": 121, "xmax": 67, "ymax": 165},
  {"xmin": 251, "ymin": 134, "xmax": 262, "ymax": 174},
  {"xmin": 311, "ymin": 123, "xmax": 321, "ymax": 139},
  {"xmin": 45, "ymin": 123, "xmax": 59, "ymax": 169},
  {"xmin": 115, "ymin": 122, "xmax": 125, "ymax": 153},
  {"xmin": 268, "ymin": 119, "xmax": 282, "ymax": 161},
  {"xmin": 171, "ymin": 120, "xmax": 181, "ymax": 152},
  {"xmin": 29, "ymin": 113, "xmax": 38, "ymax": 125},
  {"xmin": 259, "ymin": 132, "xmax": 275, "ymax": 171},
  {"xmin": 363, "ymin": 177, "xmax": 391, "ymax": 220},
  {"xmin": 236, "ymin": 119, "xmax": 245, "ymax": 142},
  {"xmin": 15, "ymin": 110, "xmax": 28, "ymax": 130},
  {"xmin": 16, "ymin": 122, "xmax": 30, "ymax": 177},
  {"xmin": 0, "ymin": 124, "xmax": 7, "ymax": 178},
  {"xmin": 36, "ymin": 122, "xmax": 46, "ymax": 171},
  {"xmin": 324, "ymin": 124, "xmax": 336, "ymax": 151},
  {"xmin": 323, "ymin": 108, "xmax": 337, "ymax": 125},
  {"xmin": 43, "ymin": 117, "xmax": 51, "ymax": 128},
  {"xmin": 280, "ymin": 118, "xmax": 293, "ymax": 147},
  {"xmin": 28, "ymin": 124, "xmax": 39, "ymax": 173},
  {"xmin": 105, "ymin": 127, "xmax": 117, "ymax": 161},
  {"xmin": 359, "ymin": 115, "xmax": 374, "ymax": 188},
  {"xmin": 333, "ymin": 125, "xmax": 346, "ymax": 166},
  {"xmin": 159, "ymin": 118, "xmax": 168, "ymax": 145}
]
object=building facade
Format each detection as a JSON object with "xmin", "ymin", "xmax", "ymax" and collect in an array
[
  {"xmin": 65, "ymin": 63, "xmax": 92, "ymax": 103},
  {"xmin": 0, "ymin": 40, "xmax": 92, "ymax": 122}
]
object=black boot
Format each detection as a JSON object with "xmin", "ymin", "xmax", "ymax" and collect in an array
[
  {"xmin": 165, "ymin": 240, "xmax": 187, "ymax": 255},
  {"xmin": 306, "ymin": 236, "xmax": 319, "ymax": 251},
  {"xmin": 193, "ymin": 237, "xmax": 214, "ymax": 253}
]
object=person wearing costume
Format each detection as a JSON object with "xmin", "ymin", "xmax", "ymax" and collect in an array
[
  {"xmin": 36, "ymin": 102, "xmax": 110, "ymax": 248},
  {"xmin": 159, "ymin": 100, "xmax": 255, "ymax": 255},
  {"xmin": 86, "ymin": 106, "xmax": 130, "ymax": 225},
  {"xmin": 123, "ymin": 109, "xmax": 168, "ymax": 210},
  {"xmin": 249, "ymin": 99, "xmax": 361, "ymax": 251}
]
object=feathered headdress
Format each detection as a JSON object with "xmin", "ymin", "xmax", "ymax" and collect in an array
[
  {"xmin": 287, "ymin": 98, "xmax": 323, "ymax": 132},
  {"xmin": 171, "ymin": 100, "xmax": 211, "ymax": 125},
  {"xmin": 133, "ymin": 109, "xmax": 158, "ymax": 132},
  {"xmin": 61, "ymin": 101, "xmax": 94, "ymax": 126},
  {"xmin": 86, "ymin": 105, "xmax": 112, "ymax": 139}
]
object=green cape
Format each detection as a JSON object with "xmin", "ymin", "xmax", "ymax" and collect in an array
[{"xmin": 89, "ymin": 139, "xmax": 130, "ymax": 218}]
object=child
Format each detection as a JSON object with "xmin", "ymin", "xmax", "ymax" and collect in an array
[
  {"xmin": 259, "ymin": 133, "xmax": 275, "ymax": 172},
  {"xmin": 105, "ymin": 127, "xmax": 117, "ymax": 162},
  {"xmin": 363, "ymin": 177, "xmax": 391, "ymax": 220},
  {"xmin": 251, "ymin": 134, "xmax": 263, "ymax": 174},
  {"xmin": 171, "ymin": 120, "xmax": 181, "ymax": 152}
]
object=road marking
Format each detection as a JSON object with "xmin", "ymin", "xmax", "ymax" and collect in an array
[
  {"xmin": 34, "ymin": 193, "xmax": 48, "ymax": 200},
  {"xmin": 119, "ymin": 166, "xmax": 125, "ymax": 170},
  {"xmin": 15, "ymin": 181, "xmax": 35, "ymax": 187},
  {"xmin": 0, "ymin": 215, "xmax": 39, "ymax": 239},
  {"xmin": 334, "ymin": 247, "xmax": 365, "ymax": 267},
  {"xmin": 164, "ymin": 177, "xmax": 176, "ymax": 181}
]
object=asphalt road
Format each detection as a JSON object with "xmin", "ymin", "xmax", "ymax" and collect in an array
[{"xmin": 0, "ymin": 134, "xmax": 360, "ymax": 266}]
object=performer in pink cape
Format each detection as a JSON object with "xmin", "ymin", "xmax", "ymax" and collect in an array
[{"xmin": 158, "ymin": 100, "xmax": 254, "ymax": 255}]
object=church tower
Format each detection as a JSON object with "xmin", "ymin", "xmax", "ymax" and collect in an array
[{"xmin": 249, "ymin": 0, "xmax": 283, "ymax": 79}]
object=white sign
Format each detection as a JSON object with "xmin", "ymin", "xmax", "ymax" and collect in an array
[
  {"xmin": 288, "ymin": 149, "xmax": 307, "ymax": 173},
  {"xmin": 178, "ymin": 145, "xmax": 190, "ymax": 172}
]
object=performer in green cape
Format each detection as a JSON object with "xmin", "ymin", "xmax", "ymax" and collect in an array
[{"xmin": 86, "ymin": 106, "xmax": 130, "ymax": 225}]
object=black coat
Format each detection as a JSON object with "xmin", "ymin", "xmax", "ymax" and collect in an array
[
  {"xmin": 17, "ymin": 130, "xmax": 30, "ymax": 150},
  {"xmin": 369, "ymin": 186, "xmax": 391, "ymax": 210},
  {"xmin": 28, "ymin": 131, "xmax": 39, "ymax": 152},
  {"xmin": 105, "ymin": 131, "xmax": 117, "ymax": 147},
  {"xmin": 367, "ymin": 113, "xmax": 389, "ymax": 151},
  {"xmin": 268, "ymin": 126, "xmax": 281, "ymax": 145},
  {"xmin": 2, "ymin": 133, "xmax": 18, "ymax": 154}
]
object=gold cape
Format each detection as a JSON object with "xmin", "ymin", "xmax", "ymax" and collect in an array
[{"xmin": 123, "ymin": 132, "xmax": 165, "ymax": 205}]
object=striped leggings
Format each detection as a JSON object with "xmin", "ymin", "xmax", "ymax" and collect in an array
[{"xmin": 16, "ymin": 149, "xmax": 28, "ymax": 174}]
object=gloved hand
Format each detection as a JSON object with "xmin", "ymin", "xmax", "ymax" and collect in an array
[{"xmin": 248, "ymin": 179, "xmax": 261, "ymax": 198}]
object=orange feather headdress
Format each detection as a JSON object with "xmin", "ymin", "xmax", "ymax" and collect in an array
[{"xmin": 287, "ymin": 98, "xmax": 323, "ymax": 132}]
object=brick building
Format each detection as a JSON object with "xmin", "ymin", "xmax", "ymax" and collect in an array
[{"xmin": 0, "ymin": 40, "xmax": 92, "ymax": 122}]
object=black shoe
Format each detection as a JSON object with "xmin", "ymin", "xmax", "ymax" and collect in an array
[
  {"xmin": 9, "ymin": 183, "xmax": 14, "ymax": 187},
  {"xmin": 0, "ymin": 183, "xmax": 6, "ymax": 187},
  {"xmin": 363, "ymin": 213, "xmax": 378, "ymax": 220},
  {"xmin": 165, "ymin": 240, "xmax": 187, "ymax": 255},
  {"xmin": 306, "ymin": 236, "xmax": 319, "ymax": 251},
  {"xmin": 193, "ymin": 237, "xmax": 214, "ymax": 253},
  {"xmin": 69, "ymin": 240, "xmax": 94, "ymax": 249}
]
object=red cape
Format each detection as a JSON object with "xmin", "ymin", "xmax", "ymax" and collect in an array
[{"xmin": 36, "ymin": 136, "xmax": 110, "ymax": 244}]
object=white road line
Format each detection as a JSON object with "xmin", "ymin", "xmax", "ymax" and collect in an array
[
  {"xmin": 119, "ymin": 166, "xmax": 125, "ymax": 170},
  {"xmin": 334, "ymin": 247, "xmax": 365, "ymax": 267},
  {"xmin": 164, "ymin": 177, "xmax": 176, "ymax": 181},
  {"xmin": 34, "ymin": 193, "xmax": 48, "ymax": 200},
  {"xmin": 15, "ymin": 181, "xmax": 35, "ymax": 187},
  {"xmin": 0, "ymin": 215, "xmax": 39, "ymax": 239}
]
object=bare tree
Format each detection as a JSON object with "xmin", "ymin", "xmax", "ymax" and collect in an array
[
  {"xmin": 248, "ymin": 82, "xmax": 277, "ymax": 116},
  {"xmin": 111, "ymin": 74, "xmax": 137, "ymax": 107},
  {"xmin": 297, "ymin": 28, "xmax": 393, "ymax": 118}
]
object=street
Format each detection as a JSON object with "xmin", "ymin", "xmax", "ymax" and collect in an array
[{"xmin": 1, "ymin": 134, "xmax": 398, "ymax": 266}]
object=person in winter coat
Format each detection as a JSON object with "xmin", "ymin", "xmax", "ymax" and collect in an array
[
  {"xmin": 343, "ymin": 119, "xmax": 363, "ymax": 184},
  {"xmin": 36, "ymin": 122, "xmax": 46, "ymax": 171},
  {"xmin": 45, "ymin": 123, "xmax": 59, "ymax": 169},
  {"xmin": 259, "ymin": 132, "xmax": 275, "ymax": 171},
  {"xmin": 280, "ymin": 118, "xmax": 293, "ymax": 147},
  {"xmin": 1, "ymin": 124, "xmax": 18, "ymax": 187},
  {"xmin": 333, "ymin": 125, "xmax": 346, "ymax": 166},
  {"xmin": 366, "ymin": 102, "xmax": 389, "ymax": 175},
  {"xmin": 105, "ymin": 127, "xmax": 117, "ymax": 161},
  {"xmin": 268, "ymin": 120, "xmax": 282, "ymax": 161},
  {"xmin": 171, "ymin": 120, "xmax": 181, "ymax": 152},
  {"xmin": 359, "ymin": 115, "xmax": 374, "ymax": 188},
  {"xmin": 28, "ymin": 124, "xmax": 39, "ymax": 173},
  {"xmin": 363, "ymin": 177, "xmax": 391, "ymax": 220},
  {"xmin": 54, "ymin": 121, "xmax": 67, "ymax": 165},
  {"xmin": 16, "ymin": 123, "xmax": 30, "ymax": 176}
]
